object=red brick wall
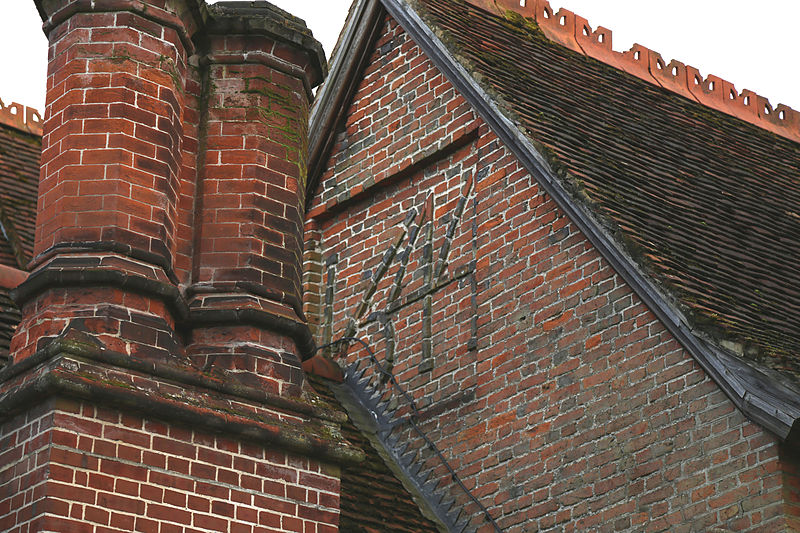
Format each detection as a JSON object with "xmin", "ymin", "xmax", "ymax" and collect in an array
[
  {"xmin": 307, "ymin": 15, "xmax": 800, "ymax": 532},
  {"xmin": 13, "ymin": 0, "xmax": 319, "ymax": 368},
  {"xmin": 185, "ymin": 29, "xmax": 317, "ymax": 388},
  {"xmin": 0, "ymin": 398, "xmax": 340, "ymax": 533}
]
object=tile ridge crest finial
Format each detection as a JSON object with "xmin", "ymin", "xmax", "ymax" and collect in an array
[
  {"xmin": 532, "ymin": 3, "xmax": 800, "ymax": 143},
  {"xmin": 0, "ymin": 98, "xmax": 43, "ymax": 137},
  {"xmin": 531, "ymin": 0, "xmax": 582, "ymax": 54}
]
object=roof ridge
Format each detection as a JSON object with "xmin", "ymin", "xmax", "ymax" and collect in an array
[
  {"xmin": 464, "ymin": 0, "xmax": 800, "ymax": 144},
  {"xmin": 0, "ymin": 99, "xmax": 43, "ymax": 137}
]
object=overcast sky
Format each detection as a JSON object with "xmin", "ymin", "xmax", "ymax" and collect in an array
[{"xmin": 1, "ymin": 1, "xmax": 797, "ymax": 114}]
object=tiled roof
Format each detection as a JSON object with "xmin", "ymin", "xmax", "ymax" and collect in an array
[
  {"xmin": 412, "ymin": 0, "xmax": 800, "ymax": 381},
  {"xmin": 307, "ymin": 374, "xmax": 442, "ymax": 532},
  {"xmin": 0, "ymin": 121, "xmax": 39, "ymax": 270},
  {"xmin": 0, "ymin": 107, "xmax": 41, "ymax": 364}
]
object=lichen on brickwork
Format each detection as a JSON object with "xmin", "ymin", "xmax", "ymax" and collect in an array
[
  {"xmin": 243, "ymin": 76, "xmax": 305, "ymax": 163},
  {"xmin": 159, "ymin": 55, "xmax": 184, "ymax": 95}
]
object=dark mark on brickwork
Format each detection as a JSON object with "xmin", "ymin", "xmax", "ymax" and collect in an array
[
  {"xmin": 343, "ymin": 200, "xmax": 424, "ymax": 346},
  {"xmin": 376, "ymin": 312, "xmax": 395, "ymax": 383},
  {"xmin": 349, "ymin": 228, "xmax": 408, "ymax": 331},
  {"xmin": 389, "ymin": 206, "xmax": 426, "ymax": 305},
  {"xmin": 338, "ymin": 171, "xmax": 478, "ymax": 379},
  {"xmin": 323, "ymin": 253, "xmax": 338, "ymax": 355},
  {"xmin": 468, "ymin": 165, "xmax": 484, "ymax": 352},
  {"xmin": 433, "ymin": 174, "xmax": 473, "ymax": 282},
  {"xmin": 371, "ymin": 266, "xmax": 474, "ymax": 321},
  {"xmin": 420, "ymin": 195, "xmax": 435, "ymax": 373}
]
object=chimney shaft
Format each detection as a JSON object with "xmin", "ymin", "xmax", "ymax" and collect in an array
[
  {"xmin": 11, "ymin": 0, "xmax": 201, "ymax": 362},
  {"xmin": 195, "ymin": 30, "xmax": 314, "ymax": 308},
  {"xmin": 185, "ymin": 10, "xmax": 322, "ymax": 396}
]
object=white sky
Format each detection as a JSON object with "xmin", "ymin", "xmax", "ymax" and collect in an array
[{"xmin": 1, "ymin": 1, "xmax": 797, "ymax": 113}]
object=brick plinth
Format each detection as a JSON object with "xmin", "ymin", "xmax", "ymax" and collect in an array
[
  {"xmin": 0, "ymin": 328, "xmax": 360, "ymax": 532},
  {"xmin": 188, "ymin": 326, "xmax": 306, "ymax": 398}
]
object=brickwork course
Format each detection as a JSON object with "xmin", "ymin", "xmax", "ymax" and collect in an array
[{"xmin": 305, "ymin": 0, "xmax": 800, "ymax": 531}]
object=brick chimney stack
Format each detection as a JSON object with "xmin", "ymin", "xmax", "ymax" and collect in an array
[
  {"xmin": 0, "ymin": 1, "xmax": 358, "ymax": 531},
  {"xmin": 186, "ymin": 3, "xmax": 323, "ymax": 398},
  {"xmin": 10, "ymin": 0, "xmax": 202, "ymax": 362},
  {"xmin": 12, "ymin": 0, "xmax": 324, "ymax": 384}
]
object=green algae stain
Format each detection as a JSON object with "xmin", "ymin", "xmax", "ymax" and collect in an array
[{"xmin": 242, "ymin": 76, "xmax": 310, "ymax": 195}]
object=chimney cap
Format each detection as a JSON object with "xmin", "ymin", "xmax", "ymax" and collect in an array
[{"xmin": 209, "ymin": 1, "xmax": 328, "ymax": 86}]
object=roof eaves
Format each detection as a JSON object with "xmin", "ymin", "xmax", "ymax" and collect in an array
[
  {"xmin": 382, "ymin": 0, "xmax": 800, "ymax": 441},
  {"xmin": 708, "ymin": 344, "xmax": 800, "ymax": 443},
  {"xmin": 307, "ymin": 0, "xmax": 386, "ymax": 204}
]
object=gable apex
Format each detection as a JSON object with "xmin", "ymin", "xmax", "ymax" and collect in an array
[{"xmin": 309, "ymin": 0, "xmax": 800, "ymax": 443}]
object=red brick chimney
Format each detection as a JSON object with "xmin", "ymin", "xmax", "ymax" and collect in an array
[
  {"xmin": 10, "ymin": 0, "xmax": 201, "ymax": 362},
  {"xmin": 186, "ymin": 3, "xmax": 321, "ymax": 398},
  {"xmin": 0, "ymin": 1, "xmax": 359, "ymax": 531}
]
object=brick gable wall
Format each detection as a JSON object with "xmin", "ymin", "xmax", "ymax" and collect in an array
[{"xmin": 306, "ymin": 15, "xmax": 800, "ymax": 532}]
